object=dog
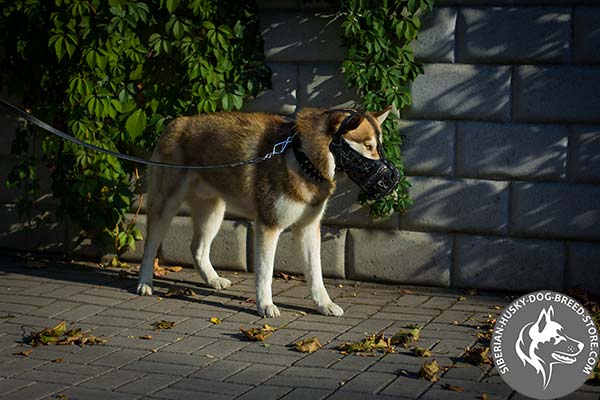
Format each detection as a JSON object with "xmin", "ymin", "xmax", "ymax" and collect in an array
[
  {"xmin": 515, "ymin": 306, "xmax": 584, "ymax": 389},
  {"xmin": 136, "ymin": 106, "xmax": 396, "ymax": 317}
]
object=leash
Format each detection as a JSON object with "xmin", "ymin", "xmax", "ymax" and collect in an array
[{"xmin": 0, "ymin": 98, "xmax": 295, "ymax": 169}]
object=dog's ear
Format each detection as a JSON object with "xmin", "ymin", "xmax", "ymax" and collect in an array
[
  {"xmin": 328, "ymin": 112, "xmax": 363, "ymax": 135},
  {"xmin": 373, "ymin": 105, "xmax": 393, "ymax": 125},
  {"xmin": 535, "ymin": 307, "xmax": 552, "ymax": 333}
]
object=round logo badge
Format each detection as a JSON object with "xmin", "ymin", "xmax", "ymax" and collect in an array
[{"xmin": 491, "ymin": 291, "xmax": 599, "ymax": 399}]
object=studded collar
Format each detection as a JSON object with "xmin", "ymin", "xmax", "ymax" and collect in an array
[{"xmin": 291, "ymin": 135, "xmax": 325, "ymax": 183}]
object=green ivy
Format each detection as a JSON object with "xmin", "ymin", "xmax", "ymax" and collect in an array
[
  {"xmin": 334, "ymin": 0, "xmax": 433, "ymax": 218},
  {"xmin": 1, "ymin": 0, "xmax": 270, "ymax": 255}
]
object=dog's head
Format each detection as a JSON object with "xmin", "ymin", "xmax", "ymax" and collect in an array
[{"xmin": 515, "ymin": 306, "xmax": 584, "ymax": 389}]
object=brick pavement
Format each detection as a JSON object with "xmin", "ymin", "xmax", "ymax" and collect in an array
[{"xmin": 0, "ymin": 253, "xmax": 597, "ymax": 400}]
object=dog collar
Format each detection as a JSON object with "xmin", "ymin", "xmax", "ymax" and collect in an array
[{"xmin": 292, "ymin": 136, "xmax": 325, "ymax": 183}]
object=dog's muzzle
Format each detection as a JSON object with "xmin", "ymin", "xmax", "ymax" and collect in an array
[{"xmin": 329, "ymin": 120, "xmax": 400, "ymax": 200}]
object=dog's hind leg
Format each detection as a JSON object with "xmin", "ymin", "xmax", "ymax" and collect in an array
[
  {"xmin": 294, "ymin": 222, "xmax": 344, "ymax": 316},
  {"xmin": 254, "ymin": 222, "xmax": 283, "ymax": 318},
  {"xmin": 188, "ymin": 196, "xmax": 231, "ymax": 290},
  {"xmin": 137, "ymin": 170, "xmax": 188, "ymax": 296}
]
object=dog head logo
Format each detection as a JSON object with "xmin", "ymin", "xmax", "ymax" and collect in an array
[{"xmin": 515, "ymin": 306, "xmax": 584, "ymax": 390}]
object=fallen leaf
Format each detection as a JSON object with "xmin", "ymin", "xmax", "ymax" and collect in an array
[
  {"xmin": 464, "ymin": 346, "xmax": 492, "ymax": 365},
  {"xmin": 458, "ymin": 296, "xmax": 467, "ymax": 301},
  {"xmin": 412, "ymin": 347, "xmax": 432, "ymax": 357},
  {"xmin": 401, "ymin": 289, "xmax": 415, "ymax": 295},
  {"xmin": 52, "ymin": 358, "xmax": 64, "ymax": 363},
  {"xmin": 14, "ymin": 349, "xmax": 33, "ymax": 357},
  {"xmin": 153, "ymin": 258, "xmax": 167, "ymax": 278},
  {"xmin": 28, "ymin": 320, "xmax": 68, "ymax": 346},
  {"xmin": 140, "ymin": 335, "xmax": 153, "ymax": 340},
  {"xmin": 419, "ymin": 359, "xmax": 440, "ymax": 382},
  {"xmin": 492, "ymin": 305, "xmax": 502, "ymax": 310},
  {"xmin": 56, "ymin": 394, "xmax": 70, "ymax": 400},
  {"xmin": 0, "ymin": 314, "xmax": 15, "ymax": 319},
  {"xmin": 391, "ymin": 327, "xmax": 420, "ymax": 348},
  {"xmin": 479, "ymin": 394, "xmax": 489, "ymax": 400},
  {"xmin": 338, "ymin": 333, "xmax": 391, "ymax": 354},
  {"xmin": 240, "ymin": 324, "xmax": 276, "ymax": 342},
  {"xmin": 210, "ymin": 317, "xmax": 221, "ymax": 325},
  {"xmin": 275, "ymin": 271, "xmax": 291, "ymax": 281},
  {"xmin": 452, "ymin": 320, "xmax": 459, "ymax": 325},
  {"xmin": 167, "ymin": 266, "xmax": 183, "ymax": 272},
  {"xmin": 165, "ymin": 287, "xmax": 196, "ymax": 298},
  {"xmin": 442, "ymin": 383, "xmax": 465, "ymax": 392},
  {"xmin": 152, "ymin": 320, "xmax": 175, "ymax": 331},
  {"xmin": 337, "ymin": 284, "xmax": 344, "ymax": 288},
  {"xmin": 244, "ymin": 298, "xmax": 256, "ymax": 304},
  {"xmin": 295, "ymin": 337, "xmax": 322, "ymax": 353}
]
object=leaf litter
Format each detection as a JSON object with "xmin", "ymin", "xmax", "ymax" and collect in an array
[
  {"xmin": 295, "ymin": 337, "xmax": 322, "ymax": 353},
  {"xmin": 419, "ymin": 359, "xmax": 441, "ymax": 382},
  {"xmin": 338, "ymin": 325, "xmax": 422, "ymax": 355},
  {"xmin": 152, "ymin": 320, "xmax": 176, "ymax": 331},
  {"xmin": 26, "ymin": 320, "xmax": 106, "ymax": 347},
  {"xmin": 164, "ymin": 287, "xmax": 196, "ymax": 298},
  {"xmin": 240, "ymin": 324, "xmax": 277, "ymax": 342}
]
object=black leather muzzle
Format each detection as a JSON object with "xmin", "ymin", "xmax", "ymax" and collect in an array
[{"xmin": 328, "ymin": 111, "xmax": 400, "ymax": 199}]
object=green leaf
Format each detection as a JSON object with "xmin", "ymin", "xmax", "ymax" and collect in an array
[{"xmin": 125, "ymin": 109, "xmax": 147, "ymax": 139}]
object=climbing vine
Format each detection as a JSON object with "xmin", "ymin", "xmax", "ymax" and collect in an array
[
  {"xmin": 334, "ymin": 0, "xmax": 434, "ymax": 218},
  {"xmin": 1, "ymin": 0, "xmax": 270, "ymax": 255}
]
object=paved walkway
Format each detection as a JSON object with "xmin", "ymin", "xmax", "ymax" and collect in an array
[{"xmin": 0, "ymin": 253, "xmax": 597, "ymax": 400}]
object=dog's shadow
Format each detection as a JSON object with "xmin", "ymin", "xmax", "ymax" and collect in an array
[{"xmin": 0, "ymin": 253, "xmax": 315, "ymax": 317}]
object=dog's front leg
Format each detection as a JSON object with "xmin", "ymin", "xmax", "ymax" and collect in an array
[
  {"xmin": 254, "ymin": 223, "xmax": 282, "ymax": 318},
  {"xmin": 296, "ymin": 222, "xmax": 344, "ymax": 316}
]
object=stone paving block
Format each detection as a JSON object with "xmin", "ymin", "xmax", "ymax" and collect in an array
[
  {"xmin": 399, "ymin": 119, "xmax": 455, "ymax": 177},
  {"xmin": 454, "ymin": 235, "xmax": 566, "ymax": 291},
  {"xmin": 405, "ymin": 64, "xmax": 511, "ymax": 121},
  {"xmin": 190, "ymin": 360, "xmax": 250, "ymax": 381},
  {"xmin": 457, "ymin": 7, "xmax": 570, "ymax": 63},
  {"xmin": 293, "ymin": 349, "xmax": 341, "ymax": 368},
  {"xmin": 566, "ymin": 242, "xmax": 600, "ymax": 295},
  {"xmin": 0, "ymin": 358, "xmax": 49, "ymax": 378},
  {"xmin": 59, "ymin": 387, "xmax": 142, "ymax": 400},
  {"xmin": 379, "ymin": 375, "xmax": 432, "ymax": 398},
  {"xmin": 143, "ymin": 351, "xmax": 212, "ymax": 366},
  {"xmin": 442, "ymin": 362, "xmax": 490, "ymax": 381},
  {"xmin": 330, "ymin": 355, "xmax": 379, "ymax": 372},
  {"xmin": 122, "ymin": 360, "xmax": 200, "ymax": 376},
  {"xmin": 242, "ymin": 63, "xmax": 297, "ymax": 115},
  {"xmin": 412, "ymin": 7, "xmax": 456, "ymax": 62},
  {"xmin": 1, "ymin": 382, "xmax": 67, "ymax": 400},
  {"xmin": 162, "ymin": 336, "xmax": 215, "ymax": 354},
  {"xmin": 226, "ymin": 364, "xmax": 286, "ymax": 385},
  {"xmin": 264, "ymin": 374, "xmax": 343, "ymax": 390},
  {"xmin": 17, "ymin": 283, "xmax": 64, "ymax": 297},
  {"xmin": 338, "ymin": 371, "xmax": 397, "ymax": 393},
  {"xmin": 298, "ymin": 63, "xmax": 360, "ymax": 109},
  {"xmin": 274, "ymin": 225, "xmax": 345, "ymax": 278},
  {"xmin": 456, "ymin": 122, "xmax": 568, "ymax": 180},
  {"xmin": 260, "ymin": 11, "xmax": 344, "ymax": 62},
  {"xmin": 433, "ymin": 378, "xmax": 513, "ymax": 397},
  {"xmin": 27, "ymin": 300, "xmax": 80, "ymax": 318},
  {"xmin": 172, "ymin": 377, "xmax": 253, "ymax": 396},
  {"xmin": 54, "ymin": 346, "xmax": 119, "ymax": 365},
  {"xmin": 236, "ymin": 385, "xmax": 292, "ymax": 400},
  {"xmin": 574, "ymin": 6, "xmax": 600, "ymax": 63},
  {"xmin": 514, "ymin": 66, "xmax": 600, "ymax": 124},
  {"xmin": 227, "ymin": 350, "xmax": 303, "ymax": 366},
  {"xmin": 153, "ymin": 387, "xmax": 232, "ymax": 400},
  {"xmin": 124, "ymin": 214, "xmax": 248, "ymax": 271},
  {"xmin": 81, "ymin": 369, "xmax": 144, "ymax": 390},
  {"xmin": 511, "ymin": 182, "xmax": 600, "ymax": 240},
  {"xmin": 67, "ymin": 293, "xmax": 125, "ymax": 307},
  {"xmin": 90, "ymin": 348, "xmax": 149, "ymax": 368},
  {"xmin": 0, "ymin": 378, "xmax": 31, "ymax": 396},
  {"xmin": 570, "ymin": 125, "xmax": 600, "ymax": 183},
  {"xmin": 347, "ymin": 229, "xmax": 452, "ymax": 286},
  {"xmin": 280, "ymin": 388, "xmax": 334, "ymax": 400},
  {"xmin": 401, "ymin": 176, "xmax": 509, "ymax": 234}
]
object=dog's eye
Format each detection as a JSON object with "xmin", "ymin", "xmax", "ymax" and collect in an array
[{"xmin": 365, "ymin": 143, "xmax": 373, "ymax": 151}]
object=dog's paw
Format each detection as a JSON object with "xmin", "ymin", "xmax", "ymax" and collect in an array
[
  {"xmin": 257, "ymin": 304, "xmax": 281, "ymax": 318},
  {"xmin": 137, "ymin": 283, "xmax": 153, "ymax": 296},
  {"xmin": 207, "ymin": 277, "xmax": 232, "ymax": 290},
  {"xmin": 317, "ymin": 302, "xmax": 344, "ymax": 317}
]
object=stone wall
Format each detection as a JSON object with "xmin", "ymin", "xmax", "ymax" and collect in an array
[{"xmin": 1, "ymin": 0, "xmax": 599, "ymax": 294}]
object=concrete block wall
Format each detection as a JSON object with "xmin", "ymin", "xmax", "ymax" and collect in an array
[{"xmin": 1, "ymin": 0, "xmax": 599, "ymax": 294}]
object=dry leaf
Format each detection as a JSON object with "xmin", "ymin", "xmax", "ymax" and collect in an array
[
  {"xmin": 413, "ymin": 347, "xmax": 432, "ymax": 357},
  {"xmin": 492, "ymin": 305, "xmax": 502, "ymax": 310},
  {"xmin": 152, "ymin": 320, "xmax": 175, "ymax": 331},
  {"xmin": 391, "ymin": 327, "xmax": 420, "ymax": 348},
  {"xmin": 14, "ymin": 349, "xmax": 33, "ymax": 357},
  {"xmin": 167, "ymin": 266, "xmax": 183, "ymax": 272},
  {"xmin": 442, "ymin": 383, "xmax": 465, "ymax": 392},
  {"xmin": 0, "ymin": 314, "xmax": 15, "ymax": 319},
  {"xmin": 338, "ymin": 333, "xmax": 391, "ymax": 354},
  {"xmin": 27, "ymin": 321, "xmax": 67, "ymax": 346},
  {"xmin": 295, "ymin": 337, "xmax": 322, "ymax": 353},
  {"xmin": 153, "ymin": 258, "xmax": 167, "ymax": 278},
  {"xmin": 458, "ymin": 296, "xmax": 467, "ymax": 301},
  {"xmin": 464, "ymin": 346, "xmax": 492, "ymax": 365},
  {"xmin": 240, "ymin": 326, "xmax": 274, "ymax": 342},
  {"xmin": 244, "ymin": 298, "xmax": 256, "ymax": 304},
  {"xmin": 479, "ymin": 394, "xmax": 489, "ymax": 400},
  {"xmin": 140, "ymin": 335, "xmax": 153, "ymax": 340},
  {"xmin": 400, "ymin": 289, "xmax": 415, "ymax": 295},
  {"xmin": 452, "ymin": 320, "xmax": 459, "ymax": 325},
  {"xmin": 56, "ymin": 394, "xmax": 70, "ymax": 400},
  {"xmin": 275, "ymin": 271, "xmax": 291, "ymax": 281},
  {"xmin": 210, "ymin": 317, "xmax": 221, "ymax": 325},
  {"xmin": 419, "ymin": 359, "xmax": 440, "ymax": 382},
  {"xmin": 52, "ymin": 358, "xmax": 64, "ymax": 363}
]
